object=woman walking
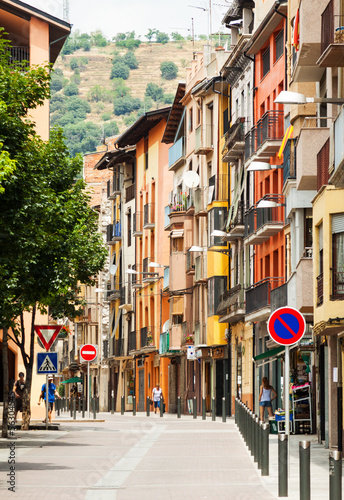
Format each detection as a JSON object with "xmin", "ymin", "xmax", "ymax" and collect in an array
[{"xmin": 259, "ymin": 377, "xmax": 277, "ymax": 421}]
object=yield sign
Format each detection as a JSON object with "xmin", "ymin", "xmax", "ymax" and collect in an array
[{"xmin": 34, "ymin": 325, "xmax": 62, "ymax": 351}]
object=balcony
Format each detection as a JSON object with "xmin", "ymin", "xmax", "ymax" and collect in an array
[
  {"xmin": 163, "ymin": 266, "xmax": 170, "ymax": 290},
  {"xmin": 186, "ymin": 188, "xmax": 195, "ymax": 214},
  {"xmin": 217, "ymin": 284, "xmax": 245, "ymax": 324},
  {"xmin": 296, "ymin": 121, "xmax": 330, "ymax": 190},
  {"xmin": 245, "ymin": 111, "xmax": 284, "ymax": 162},
  {"xmin": 225, "ymin": 200, "xmax": 246, "ymax": 241},
  {"xmin": 331, "ymin": 269, "xmax": 344, "ymax": 300},
  {"xmin": 142, "ymin": 257, "xmax": 158, "ymax": 283},
  {"xmin": 128, "ymin": 331, "xmax": 137, "ymax": 352},
  {"xmin": 170, "ymin": 324, "xmax": 182, "ymax": 350},
  {"xmin": 169, "ymin": 136, "xmax": 186, "ymax": 171},
  {"xmin": 8, "ymin": 47, "xmax": 30, "ymax": 68},
  {"xmin": 194, "ymin": 188, "xmax": 207, "ymax": 216},
  {"xmin": 143, "ymin": 203, "xmax": 155, "ymax": 229},
  {"xmin": 195, "ymin": 124, "xmax": 214, "ymax": 155},
  {"xmin": 194, "ymin": 322, "xmax": 206, "ymax": 346},
  {"xmin": 107, "ymin": 173, "xmax": 122, "ymax": 199},
  {"xmin": 114, "ymin": 338, "xmax": 124, "ymax": 357},
  {"xmin": 164, "ymin": 205, "xmax": 172, "ymax": 229},
  {"xmin": 295, "ymin": 252, "xmax": 314, "ymax": 312},
  {"xmin": 209, "ymin": 174, "xmax": 229, "ymax": 203},
  {"xmin": 140, "ymin": 326, "xmax": 156, "ymax": 350},
  {"xmin": 131, "ymin": 264, "xmax": 142, "ymax": 289},
  {"xmin": 244, "ymin": 196, "xmax": 284, "ymax": 245},
  {"xmin": 125, "ymin": 183, "xmax": 135, "ymax": 203},
  {"xmin": 106, "ymin": 222, "xmax": 122, "ymax": 244},
  {"xmin": 245, "ymin": 277, "xmax": 284, "ymax": 321},
  {"xmin": 159, "ymin": 331, "xmax": 170, "ymax": 355},
  {"xmin": 283, "ymin": 139, "xmax": 296, "ymax": 187},
  {"xmin": 181, "ymin": 321, "xmax": 193, "ymax": 346},
  {"xmin": 271, "ymin": 282, "xmax": 288, "ymax": 311},
  {"xmin": 133, "ymin": 212, "xmax": 143, "ymax": 236},
  {"xmin": 330, "ymin": 107, "xmax": 344, "ymax": 187},
  {"xmin": 292, "ymin": 0, "xmax": 325, "ymax": 81},
  {"xmin": 106, "ymin": 281, "xmax": 122, "ymax": 301},
  {"xmin": 195, "ymin": 253, "xmax": 207, "ymax": 283},
  {"xmin": 186, "ymin": 249, "xmax": 195, "ymax": 274},
  {"xmin": 317, "ymin": 0, "xmax": 344, "ymax": 67},
  {"xmin": 222, "ymin": 117, "xmax": 245, "ymax": 162},
  {"xmin": 316, "ymin": 273, "xmax": 324, "ymax": 306}
]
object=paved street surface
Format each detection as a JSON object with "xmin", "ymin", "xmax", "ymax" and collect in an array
[{"xmin": 0, "ymin": 412, "xmax": 342, "ymax": 499}]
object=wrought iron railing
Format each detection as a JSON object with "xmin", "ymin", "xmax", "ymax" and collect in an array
[
  {"xmin": 144, "ymin": 203, "xmax": 155, "ymax": 226},
  {"xmin": 128, "ymin": 331, "xmax": 136, "ymax": 351},
  {"xmin": 316, "ymin": 273, "xmax": 324, "ymax": 306},
  {"xmin": 283, "ymin": 138, "xmax": 296, "ymax": 185},
  {"xmin": 125, "ymin": 183, "xmax": 135, "ymax": 202},
  {"xmin": 246, "ymin": 277, "xmax": 284, "ymax": 315},
  {"xmin": 271, "ymin": 282, "xmax": 288, "ymax": 311},
  {"xmin": 225, "ymin": 117, "xmax": 245, "ymax": 151}
]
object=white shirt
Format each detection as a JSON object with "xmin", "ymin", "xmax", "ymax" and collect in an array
[{"xmin": 152, "ymin": 388, "xmax": 162, "ymax": 402}]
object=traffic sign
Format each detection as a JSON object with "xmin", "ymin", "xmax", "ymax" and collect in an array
[
  {"xmin": 37, "ymin": 352, "xmax": 58, "ymax": 374},
  {"xmin": 34, "ymin": 325, "xmax": 62, "ymax": 351},
  {"xmin": 267, "ymin": 307, "xmax": 306, "ymax": 346},
  {"xmin": 80, "ymin": 344, "xmax": 97, "ymax": 362}
]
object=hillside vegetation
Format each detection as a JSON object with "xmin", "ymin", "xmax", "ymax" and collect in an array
[{"xmin": 50, "ymin": 31, "xmax": 204, "ymax": 156}]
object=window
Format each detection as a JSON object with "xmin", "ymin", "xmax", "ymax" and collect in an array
[
  {"xmin": 332, "ymin": 213, "xmax": 344, "ymax": 299},
  {"xmin": 305, "ymin": 209, "xmax": 313, "ymax": 249},
  {"xmin": 223, "ymin": 107, "xmax": 229, "ymax": 135},
  {"xmin": 208, "ymin": 207, "xmax": 227, "ymax": 247},
  {"xmin": 275, "ymin": 30, "xmax": 284, "ymax": 62},
  {"xmin": 208, "ymin": 276, "xmax": 227, "ymax": 316},
  {"xmin": 127, "ymin": 209, "xmax": 131, "ymax": 247},
  {"xmin": 171, "ymin": 237, "xmax": 183, "ymax": 253},
  {"xmin": 262, "ymin": 47, "xmax": 270, "ymax": 78},
  {"xmin": 189, "ymin": 107, "xmax": 193, "ymax": 132}
]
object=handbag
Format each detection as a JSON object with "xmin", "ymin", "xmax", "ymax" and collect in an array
[{"xmin": 149, "ymin": 398, "xmax": 154, "ymax": 406}]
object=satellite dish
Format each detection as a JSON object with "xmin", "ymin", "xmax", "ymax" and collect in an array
[
  {"xmin": 109, "ymin": 264, "xmax": 117, "ymax": 275},
  {"xmin": 183, "ymin": 171, "xmax": 200, "ymax": 189},
  {"xmin": 163, "ymin": 320, "xmax": 170, "ymax": 333}
]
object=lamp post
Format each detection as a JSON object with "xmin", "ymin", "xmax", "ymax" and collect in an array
[{"xmin": 275, "ymin": 90, "xmax": 344, "ymax": 105}]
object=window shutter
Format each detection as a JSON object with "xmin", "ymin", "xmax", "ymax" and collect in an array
[
  {"xmin": 319, "ymin": 223, "xmax": 323, "ymax": 250},
  {"xmin": 332, "ymin": 213, "xmax": 344, "ymax": 234},
  {"xmin": 317, "ymin": 139, "xmax": 329, "ymax": 191}
]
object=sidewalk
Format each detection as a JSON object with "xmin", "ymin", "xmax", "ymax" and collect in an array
[{"xmin": 0, "ymin": 411, "xmax": 342, "ymax": 499}]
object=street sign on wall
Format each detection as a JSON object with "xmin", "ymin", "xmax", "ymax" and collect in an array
[
  {"xmin": 267, "ymin": 307, "xmax": 306, "ymax": 346},
  {"xmin": 80, "ymin": 344, "xmax": 97, "ymax": 362}
]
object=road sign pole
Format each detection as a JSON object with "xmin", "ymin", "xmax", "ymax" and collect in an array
[
  {"xmin": 285, "ymin": 345, "xmax": 290, "ymax": 472},
  {"xmin": 87, "ymin": 361, "xmax": 90, "ymax": 419},
  {"xmin": 46, "ymin": 374, "xmax": 49, "ymax": 430}
]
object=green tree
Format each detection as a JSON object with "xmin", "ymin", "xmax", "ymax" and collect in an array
[
  {"xmin": 160, "ymin": 61, "xmax": 178, "ymax": 80},
  {"xmin": 171, "ymin": 32, "xmax": 185, "ymax": 41},
  {"xmin": 70, "ymin": 57, "xmax": 79, "ymax": 70},
  {"xmin": 0, "ymin": 34, "xmax": 107, "ymax": 432},
  {"xmin": 110, "ymin": 62, "xmax": 130, "ymax": 80},
  {"xmin": 113, "ymin": 96, "xmax": 134, "ymax": 115},
  {"xmin": 103, "ymin": 121, "xmax": 119, "ymax": 136},
  {"xmin": 156, "ymin": 31, "xmax": 170, "ymax": 44},
  {"xmin": 145, "ymin": 82, "xmax": 164, "ymax": 102},
  {"xmin": 163, "ymin": 93, "xmax": 175, "ymax": 104},
  {"xmin": 63, "ymin": 82, "xmax": 79, "ymax": 96},
  {"xmin": 91, "ymin": 29, "xmax": 108, "ymax": 47},
  {"xmin": 123, "ymin": 51, "xmax": 138, "ymax": 69},
  {"xmin": 112, "ymin": 78, "xmax": 131, "ymax": 98},
  {"xmin": 146, "ymin": 28, "xmax": 157, "ymax": 42}
]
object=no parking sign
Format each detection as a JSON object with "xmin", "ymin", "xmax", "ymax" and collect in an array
[{"xmin": 267, "ymin": 307, "xmax": 306, "ymax": 346}]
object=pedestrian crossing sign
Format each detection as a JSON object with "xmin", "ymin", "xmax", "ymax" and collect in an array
[{"xmin": 37, "ymin": 352, "xmax": 58, "ymax": 374}]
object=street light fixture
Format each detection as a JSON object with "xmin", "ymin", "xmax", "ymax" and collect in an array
[
  {"xmin": 189, "ymin": 245, "xmax": 206, "ymax": 252},
  {"xmin": 148, "ymin": 262, "xmax": 166, "ymax": 268},
  {"xmin": 247, "ymin": 161, "xmax": 272, "ymax": 171},
  {"xmin": 275, "ymin": 90, "xmax": 344, "ymax": 105},
  {"xmin": 210, "ymin": 230, "xmax": 228, "ymax": 237}
]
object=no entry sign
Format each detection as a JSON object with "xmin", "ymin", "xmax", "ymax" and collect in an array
[
  {"xmin": 80, "ymin": 344, "xmax": 97, "ymax": 362},
  {"xmin": 267, "ymin": 307, "xmax": 306, "ymax": 346}
]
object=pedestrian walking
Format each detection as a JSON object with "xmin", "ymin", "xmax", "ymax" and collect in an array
[
  {"xmin": 152, "ymin": 383, "xmax": 163, "ymax": 414},
  {"xmin": 13, "ymin": 372, "xmax": 25, "ymax": 422},
  {"xmin": 259, "ymin": 377, "xmax": 277, "ymax": 421},
  {"xmin": 38, "ymin": 375, "xmax": 61, "ymax": 423}
]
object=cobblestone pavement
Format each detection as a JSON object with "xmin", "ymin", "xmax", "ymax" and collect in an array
[{"xmin": 0, "ymin": 412, "xmax": 341, "ymax": 499}]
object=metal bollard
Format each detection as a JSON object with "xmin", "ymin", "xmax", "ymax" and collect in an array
[
  {"xmin": 261, "ymin": 423, "xmax": 270, "ymax": 476},
  {"xmin": 160, "ymin": 397, "xmax": 164, "ymax": 418},
  {"xmin": 222, "ymin": 398, "xmax": 226, "ymax": 423},
  {"xmin": 258, "ymin": 421, "xmax": 263, "ymax": 470},
  {"xmin": 202, "ymin": 397, "xmax": 206, "ymax": 420},
  {"xmin": 177, "ymin": 396, "xmax": 181, "ymax": 418},
  {"xmin": 96, "ymin": 396, "xmax": 99, "ymax": 413},
  {"xmin": 70, "ymin": 398, "xmax": 73, "ymax": 417},
  {"xmin": 56, "ymin": 398, "xmax": 60, "ymax": 416},
  {"xmin": 247, "ymin": 410, "xmax": 252, "ymax": 450},
  {"xmin": 132, "ymin": 396, "xmax": 136, "ymax": 416},
  {"xmin": 278, "ymin": 434, "xmax": 288, "ymax": 497},
  {"xmin": 78, "ymin": 397, "xmax": 81, "ymax": 413},
  {"xmin": 299, "ymin": 441, "xmax": 311, "ymax": 500},
  {"xmin": 253, "ymin": 416, "xmax": 259, "ymax": 463},
  {"xmin": 73, "ymin": 398, "xmax": 76, "ymax": 420},
  {"xmin": 212, "ymin": 397, "xmax": 216, "ymax": 421},
  {"xmin": 82, "ymin": 397, "xmax": 85, "ymax": 418},
  {"xmin": 329, "ymin": 450, "xmax": 342, "ymax": 500},
  {"xmin": 93, "ymin": 398, "xmax": 96, "ymax": 419},
  {"xmin": 121, "ymin": 395, "xmax": 125, "ymax": 415},
  {"xmin": 251, "ymin": 415, "xmax": 256, "ymax": 459},
  {"xmin": 193, "ymin": 397, "xmax": 197, "ymax": 419},
  {"xmin": 111, "ymin": 396, "xmax": 114, "ymax": 415},
  {"xmin": 146, "ymin": 397, "xmax": 150, "ymax": 417}
]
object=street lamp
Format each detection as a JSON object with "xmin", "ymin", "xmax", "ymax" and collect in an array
[
  {"xmin": 148, "ymin": 262, "xmax": 166, "ymax": 268},
  {"xmin": 210, "ymin": 230, "xmax": 228, "ymax": 237},
  {"xmin": 247, "ymin": 161, "xmax": 273, "ymax": 171},
  {"xmin": 189, "ymin": 245, "xmax": 206, "ymax": 252},
  {"xmin": 275, "ymin": 90, "xmax": 344, "ymax": 105}
]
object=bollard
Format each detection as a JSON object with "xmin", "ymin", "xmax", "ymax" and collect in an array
[
  {"xmin": 177, "ymin": 396, "xmax": 181, "ymax": 418},
  {"xmin": 251, "ymin": 414, "xmax": 256, "ymax": 459},
  {"xmin": 258, "ymin": 421, "xmax": 263, "ymax": 470},
  {"xmin": 222, "ymin": 398, "xmax": 226, "ymax": 423},
  {"xmin": 299, "ymin": 441, "xmax": 311, "ymax": 500},
  {"xmin": 73, "ymin": 398, "xmax": 76, "ymax": 420},
  {"xmin": 82, "ymin": 397, "xmax": 85, "ymax": 418},
  {"xmin": 57, "ymin": 398, "xmax": 60, "ymax": 416},
  {"xmin": 70, "ymin": 398, "xmax": 73, "ymax": 417},
  {"xmin": 78, "ymin": 397, "xmax": 81, "ymax": 413},
  {"xmin": 278, "ymin": 434, "xmax": 288, "ymax": 497},
  {"xmin": 202, "ymin": 397, "xmax": 206, "ymax": 420},
  {"xmin": 146, "ymin": 397, "xmax": 150, "ymax": 417},
  {"xmin": 93, "ymin": 398, "xmax": 96, "ymax": 419},
  {"xmin": 160, "ymin": 397, "xmax": 164, "ymax": 418},
  {"xmin": 111, "ymin": 396, "xmax": 114, "ymax": 415},
  {"xmin": 132, "ymin": 396, "xmax": 136, "ymax": 416},
  {"xmin": 193, "ymin": 397, "xmax": 197, "ymax": 419},
  {"xmin": 212, "ymin": 397, "xmax": 216, "ymax": 421},
  {"xmin": 261, "ymin": 423, "xmax": 269, "ymax": 476},
  {"xmin": 329, "ymin": 450, "xmax": 342, "ymax": 500},
  {"xmin": 96, "ymin": 396, "xmax": 99, "ymax": 413},
  {"xmin": 254, "ymin": 416, "xmax": 259, "ymax": 463},
  {"xmin": 247, "ymin": 410, "xmax": 252, "ymax": 450},
  {"xmin": 121, "ymin": 395, "xmax": 125, "ymax": 415}
]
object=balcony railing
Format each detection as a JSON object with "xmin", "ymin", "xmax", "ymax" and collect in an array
[
  {"xmin": 107, "ymin": 173, "xmax": 122, "ymax": 199},
  {"xmin": 106, "ymin": 222, "xmax": 121, "ymax": 243},
  {"xmin": 169, "ymin": 136, "xmax": 185, "ymax": 170},
  {"xmin": 143, "ymin": 203, "xmax": 155, "ymax": 228},
  {"xmin": 244, "ymin": 206, "xmax": 255, "ymax": 238},
  {"xmin": 186, "ymin": 249, "xmax": 195, "ymax": 273},
  {"xmin": 224, "ymin": 117, "xmax": 245, "ymax": 157},
  {"xmin": 133, "ymin": 212, "xmax": 143, "ymax": 236},
  {"xmin": 317, "ymin": 273, "xmax": 324, "ymax": 306},
  {"xmin": 186, "ymin": 188, "xmax": 195, "ymax": 211},
  {"xmin": 321, "ymin": 0, "xmax": 334, "ymax": 54},
  {"xmin": 283, "ymin": 139, "xmax": 296, "ymax": 186},
  {"xmin": 106, "ymin": 280, "xmax": 122, "ymax": 300},
  {"xmin": 194, "ymin": 188, "xmax": 207, "ymax": 216},
  {"xmin": 245, "ymin": 111, "xmax": 284, "ymax": 160},
  {"xmin": 319, "ymin": 0, "xmax": 344, "ymax": 67},
  {"xmin": 169, "ymin": 191, "xmax": 187, "ymax": 212},
  {"xmin": 271, "ymin": 282, "xmax": 288, "ymax": 311},
  {"xmin": 141, "ymin": 326, "xmax": 155, "ymax": 348},
  {"xmin": 125, "ymin": 183, "xmax": 135, "ymax": 202},
  {"xmin": 128, "ymin": 331, "xmax": 136, "ymax": 351},
  {"xmin": 195, "ymin": 124, "xmax": 213, "ymax": 154},
  {"xmin": 317, "ymin": 138, "xmax": 330, "ymax": 191},
  {"xmin": 195, "ymin": 253, "xmax": 207, "ymax": 282},
  {"xmin": 159, "ymin": 332, "xmax": 169, "ymax": 355},
  {"xmin": 244, "ymin": 195, "xmax": 284, "ymax": 243},
  {"xmin": 331, "ymin": 269, "xmax": 344, "ymax": 300},
  {"xmin": 181, "ymin": 321, "xmax": 193, "ymax": 346},
  {"xmin": 246, "ymin": 277, "xmax": 284, "ymax": 315},
  {"xmin": 8, "ymin": 47, "xmax": 30, "ymax": 67},
  {"xmin": 114, "ymin": 338, "xmax": 124, "ymax": 357}
]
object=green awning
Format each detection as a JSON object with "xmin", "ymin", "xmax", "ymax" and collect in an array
[
  {"xmin": 253, "ymin": 346, "xmax": 285, "ymax": 362},
  {"xmin": 61, "ymin": 377, "xmax": 83, "ymax": 384}
]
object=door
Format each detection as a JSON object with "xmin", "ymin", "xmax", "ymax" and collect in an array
[
  {"xmin": 216, "ymin": 360, "xmax": 224, "ymax": 416},
  {"xmin": 138, "ymin": 369, "xmax": 145, "ymax": 411}
]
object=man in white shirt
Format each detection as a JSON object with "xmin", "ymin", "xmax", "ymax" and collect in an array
[{"xmin": 152, "ymin": 383, "xmax": 163, "ymax": 414}]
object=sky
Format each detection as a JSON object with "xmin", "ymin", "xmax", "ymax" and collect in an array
[{"xmin": 23, "ymin": 0, "xmax": 232, "ymax": 39}]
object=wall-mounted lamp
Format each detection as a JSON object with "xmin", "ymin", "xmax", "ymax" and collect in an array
[
  {"xmin": 247, "ymin": 161, "xmax": 272, "ymax": 171},
  {"xmin": 275, "ymin": 90, "xmax": 344, "ymax": 105},
  {"xmin": 210, "ymin": 230, "xmax": 228, "ymax": 237}
]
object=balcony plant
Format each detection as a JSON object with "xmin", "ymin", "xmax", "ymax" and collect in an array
[
  {"xmin": 185, "ymin": 333, "xmax": 193, "ymax": 344},
  {"xmin": 147, "ymin": 332, "xmax": 153, "ymax": 345},
  {"xmin": 58, "ymin": 325, "xmax": 70, "ymax": 338}
]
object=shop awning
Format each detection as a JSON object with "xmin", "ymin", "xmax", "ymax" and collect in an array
[
  {"xmin": 61, "ymin": 377, "xmax": 83, "ymax": 384},
  {"xmin": 253, "ymin": 346, "xmax": 285, "ymax": 362}
]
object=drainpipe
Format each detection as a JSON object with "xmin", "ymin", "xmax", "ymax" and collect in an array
[{"xmin": 337, "ymin": 335, "xmax": 343, "ymax": 452}]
